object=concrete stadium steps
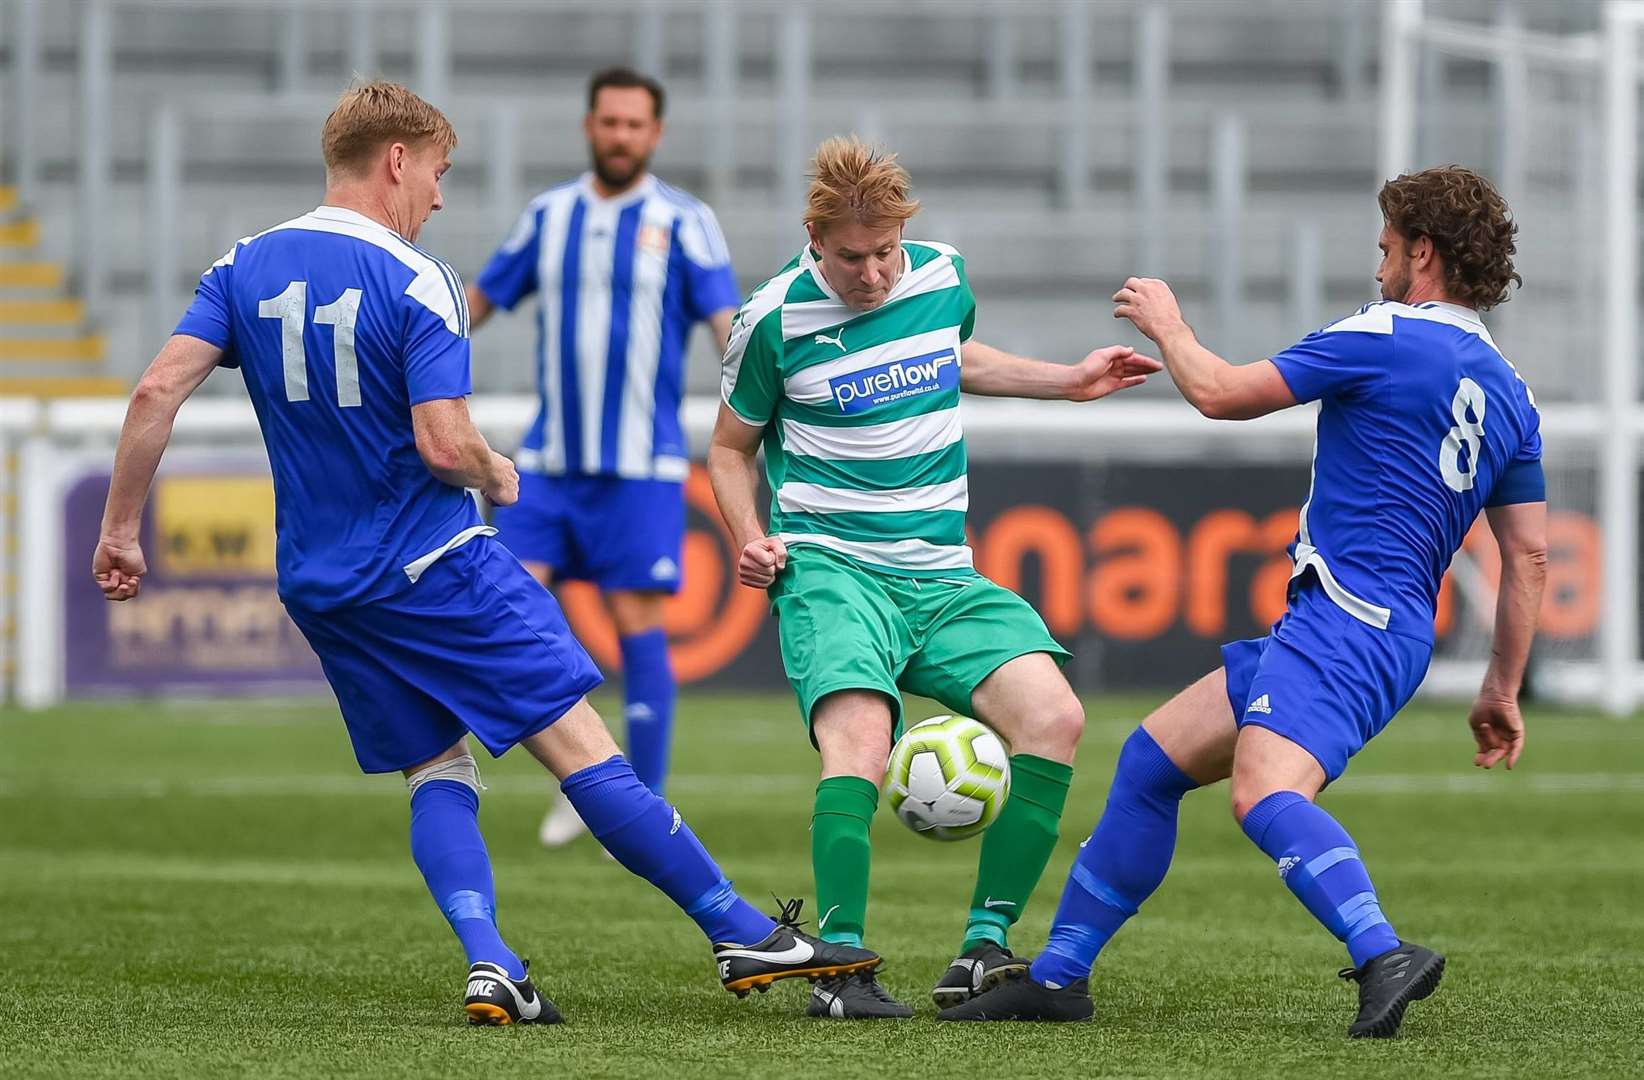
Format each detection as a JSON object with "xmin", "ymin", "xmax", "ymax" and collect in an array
[
  {"xmin": 0, "ymin": 185, "xmax": 113, "ymax": 396},
  {"xmin": 0, "ymin": 375, "xmax": 128, "ymax": 398}
]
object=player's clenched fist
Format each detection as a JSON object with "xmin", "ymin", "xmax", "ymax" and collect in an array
[
  {"xmin": 1467, "ymin": 694, "xmax": 1525, "ymax": 770},
  {"xmin": 739, "ymin": 536, "xmax": 788, "ymax": 589},
  {"xmin": 1112, "ymin": 276, "xmax": 1188, "ymax": 344},
  {"xmin": 482, "ymin": 452, "xmax": 520, "ymax": 507},
  {"xmin": 93, "ymin": 537, "xmax": 146, "ymax": 602}
]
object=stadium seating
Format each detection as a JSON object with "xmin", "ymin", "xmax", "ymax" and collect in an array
[{"xmin": 4, "ymin": 0, "xmax": 1603, "ymax": 399}]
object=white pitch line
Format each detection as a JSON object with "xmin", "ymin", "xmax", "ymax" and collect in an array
[{"xmin": 1, "ymin": 772, "xmax": 1641, "ymax": 800}]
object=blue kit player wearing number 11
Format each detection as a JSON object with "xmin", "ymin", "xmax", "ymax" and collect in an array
[
  {"xmin": 92, "ymin": 80, "xmax": 878, "ymax": 1027},
  {"xmin": 941, "ymin": 167, "xmax": 1547, "ymax": 1039}
]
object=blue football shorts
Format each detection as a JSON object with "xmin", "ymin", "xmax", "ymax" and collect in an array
[
  {"xmin": 491, "ymin": 472, "xmax": 685, "ymax": 595},
  {"xmin": 285, "ymin": 536, "xmax": 604, "ymax": 773},
  {"xmin": 1221, "ymin": 579, "xmax": 1433, "ymax": 782}
]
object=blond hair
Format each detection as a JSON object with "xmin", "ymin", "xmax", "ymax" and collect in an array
[
  {"xmin": 321, "ymin": 80, "xmax": 456, "ymax": 178},
  {"xmin": 803, "ymin": 136, "xmax": 920, "ymax": 234}
]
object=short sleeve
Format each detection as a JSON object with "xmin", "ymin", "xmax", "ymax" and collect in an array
[
  {"xmin": 677, "ymin": 204, "xmax": 741, "ymax": 321},
  {"xmin": 403, "ymin": 268, "xmax": 472, "ymax": 405},
  {"xmin": 1487, "ymin": 458, "xmax": 1545, "ymax": 506},
  {"xmin": 174, "ymin": 258, "xmax": 238, "ymax": 367},
  {"xmin": 474, "ymin": 204, "xmax": 542, "ymax": 312},
  {"xmin": 720, "ymin": 307, "xmax": 782, "ymax": 427},
  {"xmin": 1488, "ymin": 388, "xmax": 1545, "ymax": 506},
  {"xmin": 952, "ymin": 253, "xmax": 977, "ymax": 344},
  {"xmin": 1269, "ymin": 321, "xmax": 1390, "ymax": 404},
  {"xmin": 1515, "ymin": 401, "xmax": 1543, "ymax": 463}
]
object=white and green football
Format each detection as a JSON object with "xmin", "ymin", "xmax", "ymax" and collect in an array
[{"xmin": 883, "ymin": 715, "xmax": 1011, "ymax": 841}]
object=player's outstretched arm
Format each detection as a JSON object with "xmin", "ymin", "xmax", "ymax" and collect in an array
[
  {"xmin": 706, "ymin": 404, "xmax": 785, "ymax": 589},
  {"xmin": 95, "ymin": 334, "xmax": 225, "ymax": 601},
  {"xmin": 463, "ymin": 283, "xmax": 496, "ymax": 333},
  {"xmin": 958, "ymin": 341, "xmax": 1161, "ymax": 401},
  {"xmin": 410, "ymin": 397, "xmax": 518, "ymax": 506},
  {"xmin": 1112, "ymin": 277, "xmax": 1295, "ymax": 420},
  {"xmin": 1470, "ymin": 500, "xmax": 1548, "ymax": 770}
]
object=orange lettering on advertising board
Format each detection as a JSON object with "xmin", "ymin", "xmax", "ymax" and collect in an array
[
  {"xmin": 559, "ymin": 467, "xmax": 767, "ymax": 683},
  {"xmin": 1184, "ymin": 508, "xmax": 1299, "ymax": 636},
  {"xmin": 1089, "ymin": 508, "xmax": 1180, "ymax": 640},
  {"xmin": 1542, "ymin": 512, "xmax": 1600, "ymax": 638},
  {"xmin": 977, "ymin": 506, "xmax": 1084, "ymax": 636}
]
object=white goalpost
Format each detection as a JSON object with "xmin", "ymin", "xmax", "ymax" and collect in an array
[{"xmin": 1380, "ymin": 0, "xmax": 1643, "ymax": 716}]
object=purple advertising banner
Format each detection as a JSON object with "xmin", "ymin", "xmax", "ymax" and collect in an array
[
  {"xmin": 62, "ymin": 463, "xmax": 326, "ymax": 696},
  {"xmin": 56, "ymin": 457, "xmax": 1603, "ymax": 698}
]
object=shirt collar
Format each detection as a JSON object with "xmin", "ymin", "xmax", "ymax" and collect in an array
[
  {"xmin": 576, "ymin": 171, "xmax": 657, "ymax": 208},
  {"xmin": 1419, "ymin": 300, "xmax": 1483, "ymax": 324},
  {"xmin": 309, "ymin": 204, "xmax": 408, "ymax": 239},
  {"xmin": 800, "ymin": 243, "xmax": 912, "ymax": 312}
]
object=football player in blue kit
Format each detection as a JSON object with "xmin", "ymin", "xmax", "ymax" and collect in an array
[
  {"xmin": 940, "ymin": 166, "xmax": 1546, "ymax": 1038},
  {"xmin": 91, "ymin": 80, "xmax": 877, "ymax": 1026}
]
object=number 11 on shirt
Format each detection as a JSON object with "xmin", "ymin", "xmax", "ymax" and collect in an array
[{"xmin": 259, "ymin": 279, "xmax": 364, "ymax": 407}]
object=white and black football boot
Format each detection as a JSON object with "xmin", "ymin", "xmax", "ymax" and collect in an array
[
  {"xmin": 930, "ymin": 942, "xmax": 1030, "ymax": 1007},
  {"xmin": 463, "ymin": 960, "xmax": 561, "ymax": 1025},
  {"xmin": 1341, "ymin": 941, "xmax": 1445, "ymax": 1038},
  {"xmin": 714, "ymin": 898, "xmax": 881, "ymax": 997},
  {"xmin": 806, "ymin": 971, "xmax": 915, "ymax": 1019}
]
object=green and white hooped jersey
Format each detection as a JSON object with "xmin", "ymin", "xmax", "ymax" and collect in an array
[{"xmin": 721, "ymin": 241, "xmax": 977, "ymax": 576}]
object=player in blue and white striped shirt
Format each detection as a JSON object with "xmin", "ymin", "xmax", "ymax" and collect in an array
[{"xmin": 466, "ymin": 68, "xmax": 741, "ymax": 846}]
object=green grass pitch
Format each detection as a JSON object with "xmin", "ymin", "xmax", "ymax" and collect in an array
[{"xmin": 2, "ymin": 692, "xmax": 1640, "ymax": 1078}]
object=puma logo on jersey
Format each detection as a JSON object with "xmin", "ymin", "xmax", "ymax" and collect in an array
[{"xmin": 814, "ymin": 330, "xmax": 848, "ymax": 353}]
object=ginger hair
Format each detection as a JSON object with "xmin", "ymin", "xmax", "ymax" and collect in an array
[
  {"xmin": 803, "ymin": 136, "xmax": 920, "ymax": 234},
  {"xmin": 321, "ymin": 80, "xmax": 456, "ymax": 178}
]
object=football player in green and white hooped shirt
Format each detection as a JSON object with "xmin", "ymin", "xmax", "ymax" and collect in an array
[{"xmin": 708, "ymin": 136, "xmax": 1162, "ymax": 1019}]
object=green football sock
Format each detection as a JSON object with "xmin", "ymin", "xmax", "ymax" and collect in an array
[
  {"xmin": 811, "ymin": 775, "xmax": 879, "ymax": 947},
  {"xmin": 964, "ymin": 754, "xmax": 1073, "ymax": 952}
]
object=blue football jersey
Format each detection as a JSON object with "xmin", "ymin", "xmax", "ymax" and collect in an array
[
  {"xmin": 1270, "ymin": 300, "xmax": 1543, "ymax": 642},
  {"xmin": 174, "ymin": 205, "xmax": 488, "ymax": 611},
  {"xmin": 474, "ymin": 173, "xmax": 741, "ymax": 481}
]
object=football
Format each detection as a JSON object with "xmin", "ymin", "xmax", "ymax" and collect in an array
[{"xmin": 882, "ymin": 715, "xmax": 1011, "ymax": 841}]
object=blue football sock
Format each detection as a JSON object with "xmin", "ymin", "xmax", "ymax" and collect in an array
[
  {"xmin": 1031, "ymin": 728, "xmax": 1198, "ymax": 988},
  {"xmin": 620, "ymin": 630, "xmax": 676, "ymax": 795},
  {"xmin": 562, "ymin": 754, "xmax": 776, "ymax": 945},
  {"xmin": 409, "ymin": 779, "xmax": 524, "ymax": 980},
  {"xmin": 1240, "ymin": 790, "xmax": 1402, "ymax": 968}
]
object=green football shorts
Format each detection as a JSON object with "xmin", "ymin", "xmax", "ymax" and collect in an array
[{"xmin": 768, "ymin": 544, "xmax": 1070, "ymax": 740}]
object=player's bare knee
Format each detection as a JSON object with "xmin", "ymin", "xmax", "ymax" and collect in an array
[
  {"xmin": 814, "ymin": 691, "xmax": 895, "ymax": 779},
  {"xmin": 1228, "ymin": 765, "xmax": 1293, "ymax": 825},
  {"xmin": 1021, "ymin": 692, "xmax": 1084, "ymax": 762}
]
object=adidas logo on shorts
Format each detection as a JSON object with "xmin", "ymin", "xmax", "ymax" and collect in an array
[{"xmin": 1246, "ymin": 694, "xmax": 1273, "ymax": 715}]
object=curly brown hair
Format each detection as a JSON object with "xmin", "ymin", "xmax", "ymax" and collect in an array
[{"xmin": 1377, "ymin": 166, "xmax": 1520, "ymax": 310}]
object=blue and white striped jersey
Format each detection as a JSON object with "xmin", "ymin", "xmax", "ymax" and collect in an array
[
  {"xmin": 175, "ymin": 205, "xmax": 486, "ymax": 612},
  {"xmin": 475, "ymin": 173, "xmax": 741, "ymax": 481}
]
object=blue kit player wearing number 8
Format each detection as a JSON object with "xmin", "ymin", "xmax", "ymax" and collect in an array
[
  {"xmin": 92, "ymin": 80, "xmax": 878, "ymax": 1027},
  {"xmin": 941, "ymin": 167, "xmax": 1546, "ymax": 1039}
]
